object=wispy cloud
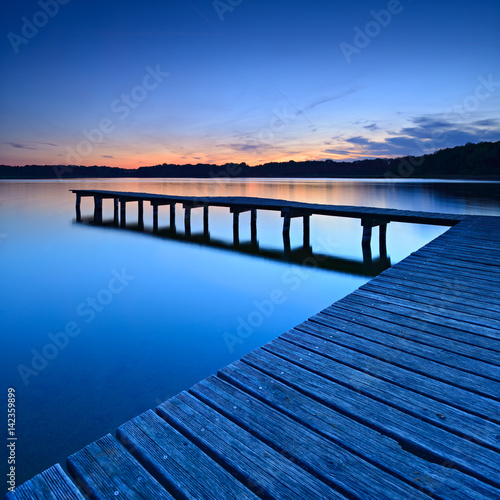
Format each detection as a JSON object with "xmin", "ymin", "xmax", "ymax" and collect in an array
[
  {"xmin": 219, "ymin": 142, "xmax": 278, "ymax": 154},
  {"xmin": 7, "ymin": 142, "xmax": 36, "ymax": 150},
  {"xmin": 5, "ymin": 141, "xmax": 57, "ymax": 151}
]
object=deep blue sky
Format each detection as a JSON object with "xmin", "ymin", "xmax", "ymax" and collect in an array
[{"xmin": 1, "ymin": 0, "xmax": 499, "ymax": 167}]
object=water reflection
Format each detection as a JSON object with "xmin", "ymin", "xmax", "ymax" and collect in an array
[{"xmin": 77, "ymin": 215, "xmax": 392, "ymax": 277}]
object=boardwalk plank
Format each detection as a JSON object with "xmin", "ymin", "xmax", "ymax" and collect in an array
[
  {"xmin": 396, "ymin": 260, "xmax": 500, "ymax": 286},
  {"xmin": 243, "ymin": 348, "xmax": 500, "ymax": 489},
  {"xmin": 332, "ymin": 296, "xmax": 500, "ymax": 348},
  {"xmin": 267, "ymin": 335, "xmax": 500, "ymax": 427},
  {"xmin": 5, "ymin": 465, "xmax": 85, "ymax": 500},
  {"xmin": 366, "ymin": 275, "xmax": 500, "ymax": 313},
  {"xmin": 309, "ymin": 312, "xmax": 500, "ymax": 381},
  {"xmin": 189, "ymin": 375, "xmax": 430, "ymax": 499},
  {"xmin": 156, "ymin": 392, "xmax": 345, "ymax": 500},
  {"xmin": 67, "ymin": 434, "xmax": 174, "ymax": 500},
  {"xmin": 321, "ymin": 305, "xmax": 500, "ymax": 365},
  {"xmin": 378, "ymin": 265, "xmax": 500, "ymax": 302},
  {"xmin": 352, "ymin": 287, "xmax": 500, "ymax": 331},
  {"xmin": 117, "ymin": 410, "xmax": 259, "ymax": 500},
  {"xmin": 219, "ymin": 361, "xmax": 500, "ymax": 499}
]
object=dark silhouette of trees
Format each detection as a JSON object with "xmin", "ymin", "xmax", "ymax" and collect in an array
[{"xmin": 1, "ymin": 141, "xmax": 498, "ymax": 179}]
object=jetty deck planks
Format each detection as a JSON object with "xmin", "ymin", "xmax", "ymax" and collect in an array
[{"xmin": 7, "ymin": 196, "xmax": 500, "ymax": 499}]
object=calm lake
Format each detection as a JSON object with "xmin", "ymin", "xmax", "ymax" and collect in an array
[{"xmin": 1, "ymin": 178, "xmax": 499, "ymax": 490}]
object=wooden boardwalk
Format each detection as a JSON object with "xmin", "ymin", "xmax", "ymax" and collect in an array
[{"xmin": 7, "ymin": 200, "xmax": 500, "ymax": 499}]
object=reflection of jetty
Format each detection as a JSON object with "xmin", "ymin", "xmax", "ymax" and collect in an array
[
  {"xmin": 76, "ymin": 214, "xmax": 392, "ymax": 277},
  {"xmin": 71, "ymin": 189, "xmax": 462, "ymax": 266},
  {"xmin": 9, "ymin": 192, "xmax": 500, "ymax": 499}
]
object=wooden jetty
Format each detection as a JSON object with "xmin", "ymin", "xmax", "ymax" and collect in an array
[
  {"xmin": 7, "ymin": 191, "xmax": 500, "ymax": 499},
  {"xmin": 70, "ymin": 189, "xmax": 463, "ymax": 263}
]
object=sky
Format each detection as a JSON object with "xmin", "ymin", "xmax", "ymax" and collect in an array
[{"xmin": 1, "ymin": 0, "xmax": 500, "ymax": 168}]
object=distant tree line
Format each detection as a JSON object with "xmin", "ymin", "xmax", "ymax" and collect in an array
[{"xmin": 1, "ymin": 141, "xmax": 499, "ymax": 179}]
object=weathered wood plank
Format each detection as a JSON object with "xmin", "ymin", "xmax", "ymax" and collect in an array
[
  {"xmin": 67, "ymin": 434, "xmax": 174, "ymax": 499},
  {"xmin": 413, "ymin": 249, "xmax": 500, "ymax": 271},
  {"xmin": 242, "ymin": 348, "xmax": 500, "ymax": 488},
  {"xmin": 331, "ymin": 296, "xmax": 500, "ymax": 348},
  {"xmin": 189, "ymin": 375, "xmax": 430, "ymax": 499},
  {"xmin": 117, "ymin": 409, "xmax": 259, "ymax": 500},
  {"xmin": 364, "ymin": 276, "xmax": 500, "ymax": 313},
  {"xmin": 294, "ymin": 318, "xmax": 500, "ymax": 392},
  {"xmin": 395, "ymin": 259, "xmax": 500, "ymax": 286},
  {"xmin": 377, "ymin": 266, "xmax": 500, "ymax": 302},
  {"xmin": 351, "ymin": 287, "xmax": 500, "ymax": 331},
  {"xmin": 321, "ymin": 305, "xmax": 500, "ymax": 366},
  {"xmin": 156, "ymin": 392, "xmax": 345, "ymax": 499},
  {"xmin": 309, "ymin": 312, "xmax": 500, "ymax": 381},
  {"xmin": 5, "ymin": 464, "xmax": 85, "ymax": 500},
  {"xmin": 266, "ymin": 335, "xmax": 500, "ymax": 427},
  {"xmin": 218, "ymin": 361, "xmax": 500, "ymax": 499}
]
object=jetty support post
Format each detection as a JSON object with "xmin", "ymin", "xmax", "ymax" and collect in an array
[
  {"xmin": 282, "ymin": 210, "xmax": 292, "ymax": 259},
  {"xmin": 233, "ymin": 211, "xmax": 240, "ymax": 246},
  {"xmin": 282, "ymin": 209, "xmax": 312, "ymax": 258},
  {"xmin": 183, "ymin": 203, "xmax": 192, "ymax": 238},
  {"xmin": 75, "ymin": 193, "xmax": 82, "ymax": 222},
  {"xmin": 303, "ymin": 214, "xmax": 311, "ymax": 251},
  {"xmin": 93, "ymin": 196, "xmax": 103, "ymax": 225},
  {"xmin": 251, "ymin": 209, "xmax": 258, "ymax": 248},
  {"xmin": 120, "ymin": 199, "xmax": 127, "ymax": 228},
  {"xmin": 138, "ymin": 200, "xmax": 144, "ymax": 230},
  {"xmin": 170, "ymin": 204, "xmax": 176, "ymax": 234},
  {"xmin": 361, "ymin": 217, "xmax": 389, "ymax": 265},
  {"xmin": 379, "ymin": 222, "xmax": 388, "ymax": 260},
  {"xmin": 230, "ymin": 206, "xmax": 254, "ymax": 247},
  {"xmin": 152, "ymin": 202, "xmax": 159, "ymax": 234},
  {"xmin": 203, "ymin": 206, "xmax": 210, "ymax": 239},
  {"xmin": 113, "ymin": 198, "xmax": 119, "ymax": 226}
]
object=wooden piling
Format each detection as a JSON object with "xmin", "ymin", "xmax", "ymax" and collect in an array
[
  {"xmin": 204, "ymin": 206, "xmax": 210, "ymax": 239},
  {"xmin": 138, "ymin": 200, "xmax": 144, "ymax": 230},
  {"xmin": 153, "ymin": 204, "xmax": 159, "ymax": 233},
  {"xmin": 93, "ymin": 196, "xmax": 103, "ymax": 225},
  {"xmin": 113, "ymin": 198, "xmax": 119, "ymax": 226},
  {"xmin": 251, "ymin": 209, "xmax": 257, "ymax": 247},
  {"xmin": 184, "ymin": 206, "xmax": 191, "ymax": 238},
  {"xmin": 75, "ymin": 194, "xmax": 81, "ymax": 222},
  {"xmin": 120, "ymin": 199, "xmax": 126, "ymax": 228},
  {"xmin": 170, "ymin": 204, "xmax": 176, "ymax": 234}
]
